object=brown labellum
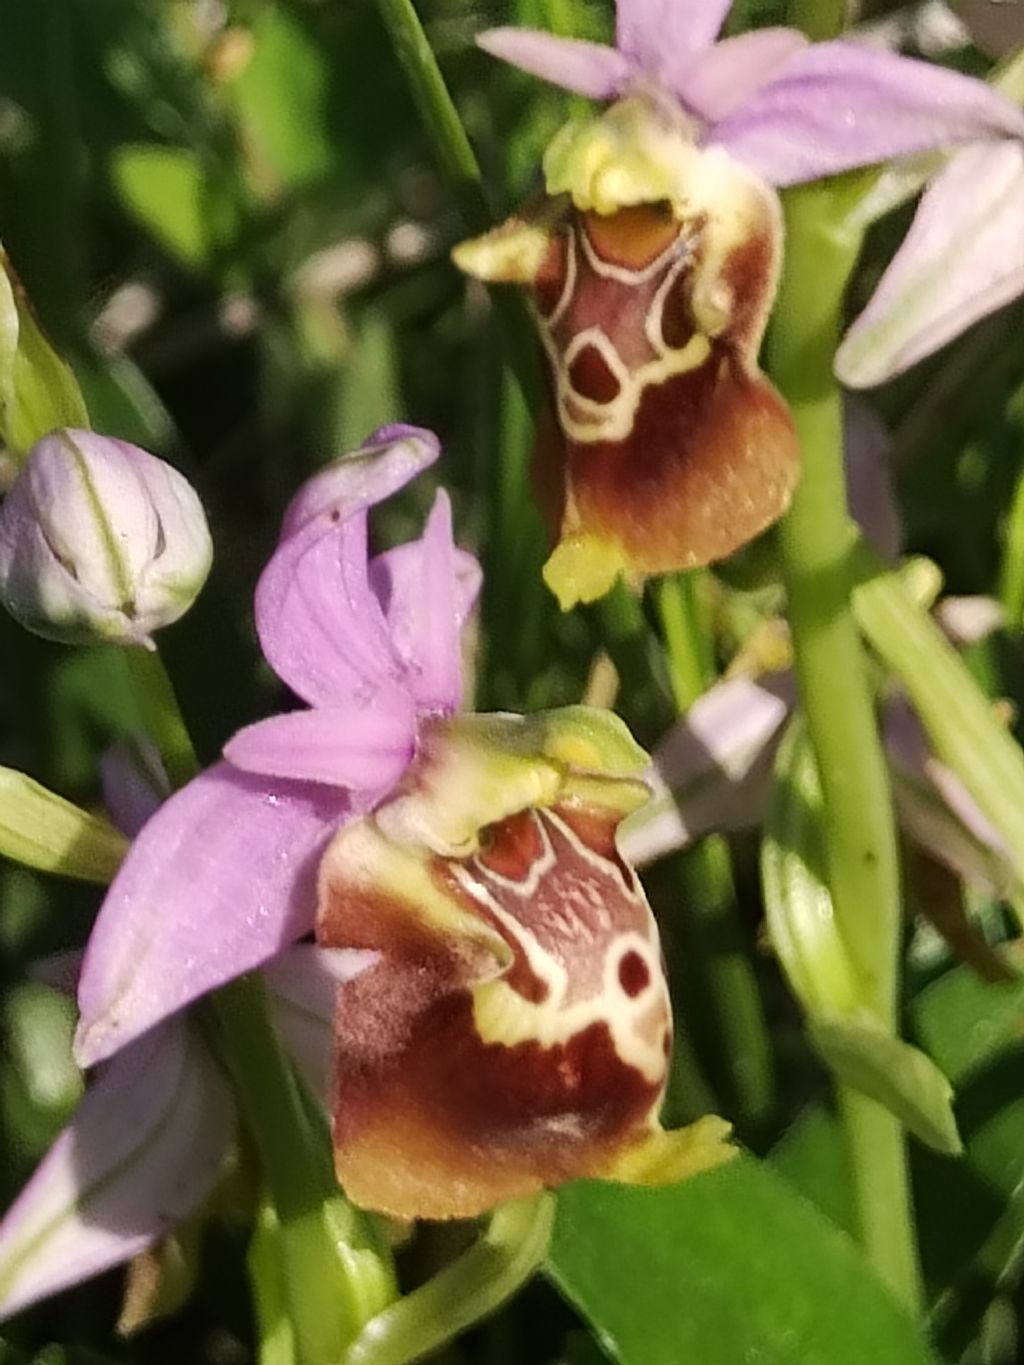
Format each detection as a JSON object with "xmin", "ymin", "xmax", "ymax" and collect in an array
[
  {"xmin": 316, "ymin": 800, "xmax": 671, "ymax": 1220},
  {"xmin": 454, "ymin": 141, "xmax": 799, "ymax": 608}
]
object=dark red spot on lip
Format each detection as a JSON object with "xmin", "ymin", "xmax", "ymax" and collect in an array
[
  {"xmin": 568, "ymin": 343, "xmax": 621, "ymax": 405},
  {"xmin": 618, "ymin": 950, "xmax": 650, "ymax": 998}
]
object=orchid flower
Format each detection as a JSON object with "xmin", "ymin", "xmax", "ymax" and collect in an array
[
  {"xmin": 477, "ymin": 0, "xmax": 1024, "ymax": 186},
  {"xmin": 0, "ymin": 743, "xmax": 373, "ymax": 1321},
  {"xmin": 454, "ymin": 0, "xmax": 1024, "ymax": 610},
  {"xmin": 73, "ymin": 424, "xmax": 479, "ymax": 1068},
  {"xmin": 15, "ymin": 424, "xmax": 728, "ymax": 1260}
]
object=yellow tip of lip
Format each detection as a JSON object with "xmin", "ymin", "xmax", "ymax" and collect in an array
[{"xmin": 542, "ymin": 534, "xmax": 631, "ymax": 611}]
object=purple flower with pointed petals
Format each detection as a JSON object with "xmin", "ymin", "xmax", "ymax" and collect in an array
[
  {"xmin": 75, "ymin": 425, "xmax": 480, "ymax": 1068},
  {"xmin": 478, "ymin": 0, "xmax": 1024, "ymax": 187}
]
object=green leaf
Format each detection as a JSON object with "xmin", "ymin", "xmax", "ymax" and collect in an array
[
  {"xmin": 852, "ymin": 539, "xmax": 1024, "ymax": 921},
  {"xmin": 807, "ymin": 1015, "xmax": 962, "ymax": 1157},
  {"xmin": 0, "ymin": 246, "xmax": 89, "ymax": 458},
  {"xmin": 913, "ymin": 964, "xmax": 1024, "ymax": 1083},
  {"xmin": 227, "ymin": 6, "xmax": 334, "ymax": 194},
  {"xmin": 548, "ymin": 1160, "xmax": 939, "ymax": 1365},
  {"xmin": 0, "ymin": 766, "xmax": 128, "ymax": 883},
  {"xmin": 111, "ymin": 146, "xmax": 212, "ymax": 267}
]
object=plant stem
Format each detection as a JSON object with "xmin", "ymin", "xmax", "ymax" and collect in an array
[
  {"xmin": 370, "ymin": 0, "xmax": 542, "ymax": 403},
  {"xmin": 656, "ymin": 575, "xmax": 775, "ymax": 1125},
  {"xmin": 214, "ymin": 975, "xmax": 396, "ymax": 1361},
  {"xmin": 122, "ymin": 647, "xmax": 199, "ymax": 787},
  {"xmin": 121, "ymin": 645, "xmax": 397, "ymax": 1360},
  {"xmin": 346, "ymin": 1195, "xmax": 554, "ymax": 1365},
  {"xmin": 768, "ymin": 182, "xmax": 921, "ymax": 1309},
  {"xmin": 837, "ymin": 1086, "xmax": 919, "ymax": 1303}
]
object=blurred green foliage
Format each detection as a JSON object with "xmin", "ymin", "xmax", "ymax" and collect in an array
[{"xmin": 2, "ymin": 1, "xmax": 1024, "ymax": 1363}]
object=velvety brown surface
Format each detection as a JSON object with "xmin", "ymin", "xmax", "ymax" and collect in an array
[{"xmin": 317, "ymin": 801, "xmax": 671, "ymax": 1219}]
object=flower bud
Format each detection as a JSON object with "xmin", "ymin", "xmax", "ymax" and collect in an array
[{"xmin": 0, "ymin": 428, "xmax": 212, "ymax": 647}]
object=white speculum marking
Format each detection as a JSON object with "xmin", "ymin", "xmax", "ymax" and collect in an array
[{"xmin": 454, "ymin": 810, "xmax": 669, "ymax": 1086}]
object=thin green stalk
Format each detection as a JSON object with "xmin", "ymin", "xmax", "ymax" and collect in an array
[
  {"xmin": 655, "ymin": 574, "xmax": 775, "ymax": 1125},
  {"xmin": 837, "ymin": 1086, "xmax": 918, "ymax": 1289},
  {"xmin": 121, "ymin": 645, "xmax": 397, "ymax": 1361},
  {"xmin": 214, "ymin": 976, "xmax": 395, "ymax": 1362},
  {"xmin": 122, "ymin": 647, "xmax": 199, "ymax": 788},
  {"xmin": 590, "ymin": 582, "xmax": 675, "ymax": 736},
  {"xmin": 999, "ymin": 432, "xmax": 1024, "ymax": 627},
  {"xmin": 371, "ymin": 0, "xmax": 487, "ymax": 224},
  {"xmin": 346, "ymin": 1195, "xmax": 554, "ymax": 1365},
  {"xmin": 768, "ymin": 182, "xmax": 921, "ymax": 1309},
  {"xmin": 370, "ymin": 0, "xmax": 541, "ymax": 403},
  {"xmin": 656, "ymin": 575, "xmax": 713, "ymax": 712}
]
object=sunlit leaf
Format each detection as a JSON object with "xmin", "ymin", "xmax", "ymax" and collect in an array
[
  {"xmin": 548, "ymin": 1161, "xmax": 939, "ymax": 1365},
  {"xmin": 0, "ymin": 767, "xmax": 128, "ymax": 883},
  {"xmin": 111, "ymin": 146, "xmax": 212, "ymax": 267},
  {"xmin": 0, "ymin": 247, "xmax": 89, "ymax": 458}
]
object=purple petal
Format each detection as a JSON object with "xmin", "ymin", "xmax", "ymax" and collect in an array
[
  {"xmin": 673, "ymin": 28, "xmax": 808, "ymax": 122},
  {"xmin": 280, "ymin": 425, "xmax": 439, "ymax": 541},
  {"xmin": 255, "ymin": 511, "xmax": 410, "ymax": 712},
  {"xmin": 264, "ymin": 944, "xmax": 379, "ymax": 1102},
  {"xmin": 224, "ymin": 702, "xmax": 416, "ymax": 789},
  {"xmin": 616, "ymin": 0, "xmax": 729, "ymax": 73},
  {"xmin": 619, "ymin": 676, "xmax": 792, "ymax": 866},
  {"xmin": 368, "ymin": 491, "xmax": 479, "ymax": 714},
  {"xmin": 709, "ymin": 42, "xmax": 1024, "ymax": 186},
  {"xmin": 836, "ymin": 142, "xmax": 1024, "ymax": 387},
  {"xmin": 75, "ymin": 763, "xmax": 350, "ymax": 1067},
  {"xmin": 885, "ymin": 696, "xmax": 1018, "ymax": 895},
  {"xmin": 0, "ymin": 1020, "xmax": 233, "ymax": 1319},
  {"xmin": 476, "ymin": 28, "xmax": 632, "ymax": 99},
  {"xmin": 844, "ymin": 397, "xmax": 903, "ymax": 561}
]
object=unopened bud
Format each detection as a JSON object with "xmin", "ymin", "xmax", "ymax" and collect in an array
[{"xmin": 0, "ymin": 428, "xmax": 212, "ymax": 647}]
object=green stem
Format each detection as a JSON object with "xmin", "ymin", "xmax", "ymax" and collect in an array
[
  {"xmin": 590, "ymin": 582, "xmax": 675, "ymax": 737},
  {"xmin": 768, "ymin": 182, "xmax": 920, "ymax": 1309},
  {"xmin": 214, "ymin": 976, "xmax": 389, "ymax": 1363},
  {"xmin": 122, "ymin": 647, "xmax": 199, "ymax": 788},
  {"xmin": 655, "ymin": 575, "xmax": 775, "ymax": 1125},
  {"xmin": 656, "ymin": 575, "xmax": 713, "ymax": 711},
  {"xmin": 346, "ymin": 1195, "xmax": 554, "ymax": 1365},
  {"xmin": 837, "ymin": 1086, "xmax": 919, "ymax": 1300},
  {"xmin": 370, "ymin": 0, "xmax": 541, "ymax": 403},
  {"xmin": 999, "ymin": 429, "xmax": 1024, "ymax": 627},
  {"xmin": 121, "ymin": 647, "xmax": 397, "ymax": 1360}
]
